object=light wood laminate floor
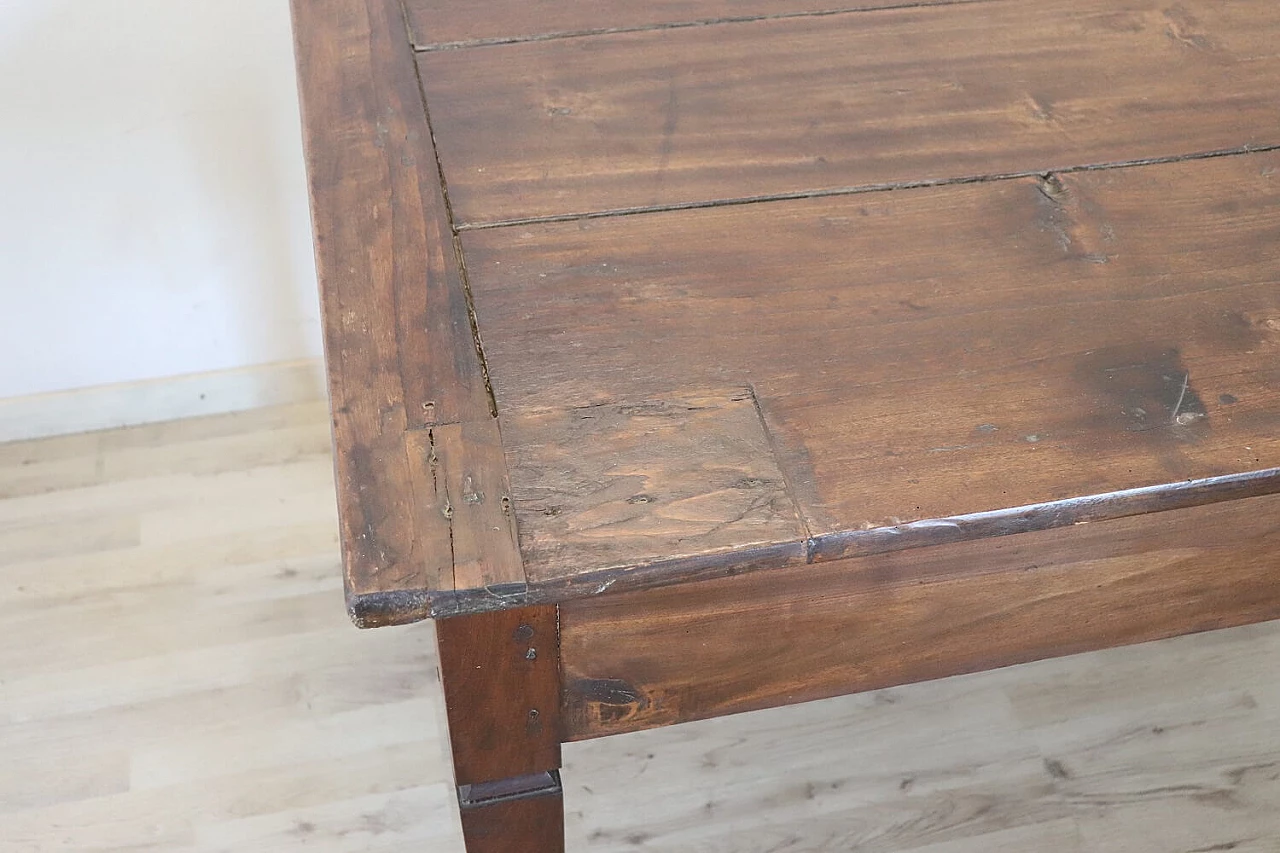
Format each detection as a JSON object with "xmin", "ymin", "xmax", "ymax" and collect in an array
[{"xmin": 2, "ymin": 402, "xmax": 1278, "ymax": 852}]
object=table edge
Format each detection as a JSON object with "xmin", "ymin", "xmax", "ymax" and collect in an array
[{"xmin": 347, "ymin": 466, "xmax": 1280, "ymax": 626}]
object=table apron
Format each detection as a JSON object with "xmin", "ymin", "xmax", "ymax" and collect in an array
[{"xmin": 558, "ymin": 492, "xmax": 1280, "ymax": 740}]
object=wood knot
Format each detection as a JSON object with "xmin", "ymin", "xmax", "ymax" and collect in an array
[{"xmin": 1036, "ymin": 173, "xmax": 1069, "ymax": 204}]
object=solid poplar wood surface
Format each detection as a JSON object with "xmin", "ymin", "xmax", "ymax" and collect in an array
[
  {"xmin": 559, "ymin": 493, "xmax": 1280, "ymax": 740},
  {"xmin": 467, "ymin": 153, "xmax": 1280, "ymax": 584},
  {"xmin": 419, "ymin": 0, "xmax": 1280, "ymax": 225}
]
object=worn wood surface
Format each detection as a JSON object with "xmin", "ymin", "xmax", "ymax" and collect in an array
[
  {"xmin": 436, "ymin": 606, "xmax": 561, "ymax": 786},
  {"xmin": 430, "ymin": 420, "xmax": 523, "ymax": 595},
  {"xmin": 289, "ymin": 0, "xmax": 523, "ymax": 625},
  {"xmin": 504, "ymin": 390, "xmax": 804, "ymax": 580},
  {"xmin": 403, "ymin": 0, "xmax": 980, "ymax": 48},
  {"xmin": 420, "ymin": 0, "xmax": 1280, "ymax": 225},
  {"xmin": 465, "ymin": 152, "xmax": 1280, "ymax": 585},
  {"xmin": 559, "ymin": 492, "xmax": 1280, "ymax": 740}
]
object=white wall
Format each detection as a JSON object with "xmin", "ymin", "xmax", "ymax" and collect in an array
[{"xmin": 0, "ymin": 0, "xmax": 321, "ymax": 401}]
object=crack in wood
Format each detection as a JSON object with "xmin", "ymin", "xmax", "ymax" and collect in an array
[
  {"xmin": 456, "ymin": 145, "xmax": 1280, "ymax": 231},
  {"xmin": 411, "ymin": 0, "xmax": 992, "ymax": 52}
]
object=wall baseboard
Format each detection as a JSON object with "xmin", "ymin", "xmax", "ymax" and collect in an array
[{"xmin": 0, "ymin": 360, "xmax": 327, "ymax": 444}]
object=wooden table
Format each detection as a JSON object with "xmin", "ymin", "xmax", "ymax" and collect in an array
[{"xmin": 289, "ymin": 1, "xmax": 1280, "ymax": 849}]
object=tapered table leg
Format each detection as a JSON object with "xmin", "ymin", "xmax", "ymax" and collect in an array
[{"xmin": 436, "ymin": 606, "xmax": 565, "ymax": 853}]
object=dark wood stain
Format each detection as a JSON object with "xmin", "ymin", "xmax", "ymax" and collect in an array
[
  {"xmin": 559, "ymin": 493, "xmax": 1280, "ymax": 739},
  {"xmin": 1073, "ymin": 344, "xmax": 1209, "ymax": 440},
  {"xmin": 420, "ymin": 0, "xmax": 1280, "ymax": 224},
  {"xmin": 570, "ymin": 678, "xmax": 647, "ymax": 707}
]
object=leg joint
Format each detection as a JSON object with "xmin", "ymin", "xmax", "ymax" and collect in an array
[{"xmin": 459, "ymin": 770, "xmax": 563, "ymax": 810}]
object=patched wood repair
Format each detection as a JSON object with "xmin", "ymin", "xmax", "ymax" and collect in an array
[{"xmin": 502, "ymin": 391, "xmax": 806, "ymax": 582}]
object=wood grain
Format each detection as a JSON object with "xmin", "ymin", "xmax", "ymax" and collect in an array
[
  {"xmin": 403, "ymin": 0, "xmax": 979, "ymax": 48},
  {"xmin": 465, "ymin": 152, "xmax": 1280, "ymax": 583},
  {"xmin": 289, "ymin": 0, "xmax": 522, "ymax": 622},
  {"xmin": 431, "ymin": 420, "xmax": 523, "ymax": 594},
  {"xmin": 559, "ymin": 493, "xmax": 1280, "ymax": 740},
  {"xmin": 420, "ymin": 0, "xmax": 1280, "ymax": 225},
  {"xmin": 436, "ymin": 606, "xmax": 561, "ymax": 786},
  {"xmin": 503, "ymin": 390, "xmax": 805, "ymax": 582}
]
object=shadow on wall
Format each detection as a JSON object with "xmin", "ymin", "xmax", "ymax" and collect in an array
[{"xmin": 0, "ymin": 0, "xmax": 321, "ymax": 399}]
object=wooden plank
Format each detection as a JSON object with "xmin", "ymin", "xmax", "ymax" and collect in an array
[
  {"xmin": 401, "ymin": 427, "xmax": 454, "ymax": 594},
  {"xmin": 464, "ymin": 152, "xmax": 1280, "ymax": 579},
  {"xmin": 436, "ymin": 606, "xmax": 561, "ymax": 785},
  {"xmin": 432, "ymin": 420, "xmax": 524, "ymax": 594},
  {"xmin": 503, "ymin": 390, "xmax": 805, "ymax": 582},
  {"xmin": 403, "ymin": 0, "xmax": 980, "ymax": 49},
  {"xmin": 559, "ymin": 493, "xmax": 1280, "ymax": 740},
  {"xmin": 420, "ymin": 0, "xmax": 1280, "ymax": 225},
  {"xmin": 289, "ymin": 0, "xmax": 521, "ymax": 624}
]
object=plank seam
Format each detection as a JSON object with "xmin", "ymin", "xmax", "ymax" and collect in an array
[
  {"xmin": 411, "ymin": 0, "xmax": 992, "ymax": 52},
  {"xmin": 455, "ymin": 144, "xmax": 1280, "ymax": 231},
  {"xmin": 402, "ymin": 0, "xmax": 501, "ymax": 420},
  {"xmin": 398, "ymin": 0, "xmax": 531, "ymax": 599}
]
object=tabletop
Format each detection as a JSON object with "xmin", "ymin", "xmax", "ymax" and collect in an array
[{"xmin": 292, "ymin": 0, "xmax": 1280, "ymax": 627}]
